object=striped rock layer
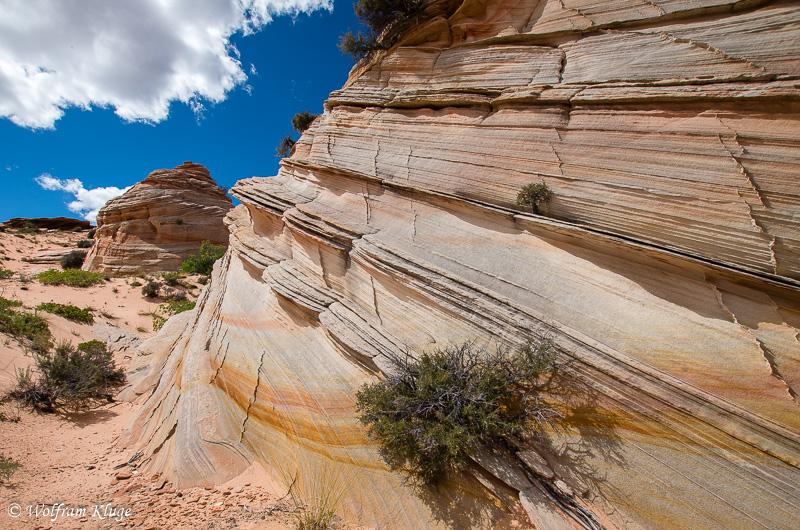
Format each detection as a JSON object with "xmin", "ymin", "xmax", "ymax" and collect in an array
[
  {"xmin": 83, "ymin": 162, "xmax": 232, "ymax": 275},
  {"xmin": 121, "ymin": 0, "xmax": 800, "ymax": 528}
]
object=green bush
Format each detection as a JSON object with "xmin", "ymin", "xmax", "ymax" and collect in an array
[
  {"xmin": 338, "ymin": 30, "xmax": 382, "ymax": 60},
  {"xmin": 356, "ymin": 336, "xmax": 561, "ymax": 485},
  {"xmin": 276, "ymin": 134, "xmax": 296, "ymax": 158},
  {"xmin": 0, "ymin": 298, "xmax": 50, "ymax": 345},
  {"xmin": 181, "ymin": 241, "xmax": 226, "ymax": 275},
  {"xmin": 516, "ymin": 181, "xmax": 553, "ymax": 215},
  {"xmin": 291, "ymin": 111, "xmax": 319, "ymax": 133},
  {"xmin": 37, "ymin": 269, "xmax": 104, "ymax": 287},
  {"xmin": 338, "ymin": 0, "xmax": 425, "ymax": 60},
  {"xmin": 161, "ymin": 271, "xmax": 181, "ymax": 286},
  {"xmin": 87, "ymin": 228, "xmax": 96, "ymax": 239},
  {"xmin": 0, "ymin": 268, "xmax": 13, "ymax": 279},
  {"xmin": 60, "ymin": 249, "xmax": 88, "ymax": 269},
  {"xmin": 0, "ymin": 454, "xmax": 19, "ymax": 482},
  {"xmin": 36, "ymin": 302, "xmax": 94, "ymax": 324},
  {"xmin": 12, "ymin": 339, "xmax": 124, "ymax": 411},
  {"xmin": 0, "ymin": 296, "xmax": 22, "ymax": 309},
  {"xmin": 355, "ymin": 0, "xmax": 425, "ymax": 33},
  {"xmin": 152, "ymin": 299, "xmax": 195, "ymax": 331},
  {"xmin": 76, "ymin": 239, "xmax": 93, "ymax": 248},
  {"xmin": 141, "ymin": 281, "xmax": 160, "ymax": 298},
  {"xmin": 276, "ymin": 112, "xmax": 321, "ymax": 158},
  {"xmin": 129, "ymin": 280, "xmax": 142, "ymax": 287}
]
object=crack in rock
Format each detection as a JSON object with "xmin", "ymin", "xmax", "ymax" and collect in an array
[{"xmin": 240, "ymin": 350, "xmax": 266, "ymax": 442}]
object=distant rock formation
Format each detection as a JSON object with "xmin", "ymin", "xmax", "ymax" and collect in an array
[
  {"xmin": 121, "ymin": 1, "xmax": 800, "ymax": 529},
  {"xmin": 23, "ymin": 249, "xmax": 76, "ymax": 264},
  {"xmin": 82, "ymin": 162, "xmax": 232, "ymax": 275},
  {"xmin": 2, "ymin": 217, "xmax": 91, "ymax": 231}
]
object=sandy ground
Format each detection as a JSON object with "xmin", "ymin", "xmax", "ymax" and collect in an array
[{"xmin": 0, "ymin": 227, "xmax": 333, "ymax": 529}]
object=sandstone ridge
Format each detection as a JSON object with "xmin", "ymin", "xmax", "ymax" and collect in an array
[
  {"xmin": 122, "ymin": 1, "xmax": 800, "ymax": 528},
  {"xmin": 83, "ymin": 162, "xmax": 232, "ymax": 275}
]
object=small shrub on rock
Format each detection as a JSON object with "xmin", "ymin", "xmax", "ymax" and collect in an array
[
  {"xmin": 0, "ymin": 268, "xmax": 13, "ymax": 279},
  {"xmin": 76, "ymin": 239, "xmax": 93, "ymax": 249},
  {"xmin": 354, "ymin": 0, "xmax": 426, "ymax": 33},
  {"xmin": 87, "ymin": 228, "xmax": 96, "ymax": 239},
  {"xmin": 356, "ymin": 335, "xmax": 561, "ymax": 485},
  {"xmin": 338, "ymin": 30, "xmax": 382, "ymax": 60},
  {"xmin": 338, "ymin": 0, "xmax": 425, "ymax": 60},
  {"xmin": 60, "ymin": 249, "xmax": 88, "ymax": 269},
  {"xmin": 276, "ymin": 134, "xmax": 296, "ymax": 158},
  {"xmin": 291, "ymin": 111, "xmax": 319, "ymax": 133},
  {"xmin": 516, "ymin": 181, "xmax": 553, "ymax": 215},
  {"xmin": 141, "ymin": 281, "xmax": 160, "ymax": 298}
]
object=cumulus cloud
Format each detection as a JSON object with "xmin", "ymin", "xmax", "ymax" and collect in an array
[
  {"xmin": 0, "ymin": 0, "xmax": 333, "ymax": 129},
  {"xmin": 35, "ymin": 174, "xmax": 132, "ymax": 224}
]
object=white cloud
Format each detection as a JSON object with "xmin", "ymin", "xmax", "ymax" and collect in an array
[
  {"xmin": 0, "ymin": 0, "xmax": 333, "ymax": 129},
  {"xmin": 35, "ymin": 174, "xmax": 132, "ymax": 224}
]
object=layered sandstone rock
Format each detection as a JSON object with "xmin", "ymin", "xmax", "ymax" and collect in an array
[
  {"xmin": 2, "ymin": 217, "xmax": 91, "ymax": 231},
  {"xmin": 83, "ymin": 162, "xmax": 232, "ymax": 275},
  {"xmin": 121, "ymin": 1, "xmax": 800, "ymax": 528}
]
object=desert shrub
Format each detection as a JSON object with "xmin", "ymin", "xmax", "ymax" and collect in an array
[
  {"xmin": 129, "ymin": 280, "xmax": 142, "ymax": 287},
  {"xmin": 285, "ymin": 463, "xmax": 347, "ymax": 530},
  {"xmin": 161, "ymin": 271, "xmax": 181, "ymax": 286},
  {"xmin": 516, "ymin": 181, "xmax": 553, "ymax": 215},
  {"xmin": 175, "ymin": 218, "xmax": 184, "ymax": 225},
  {"xmin": 276, "ymin": 134, "xmax": 296, "ymax": 158},
  {"xmin": 37, "ymin": 269, "xmax": 104, "ymax": 287},
  {"xmin": 0, "ymin": 454, "xmax": 19, "ymax": 482},
  {"xmin": 276, "ymin": 112, "xmax": 321, "ymax": 158},
  {"xmin": 36, "ymin": 302, "xmax": 94, "ymax": 324},
  {"xmin": 152, "ymin": 299, "xmax": 195, "ymax": 331},
  {"xmin": 0, "ymin": 268, "xmax": 13, "ymax": 279},
  {"xmin": 60, "ymin": 249, "xmax": 88, "ymax": 269},
  {"xmin": 76, "ymin": 239, "xmax": 93, "ymax": 248},
  {"xmin": 291, "ymin": 111, "xmax": 319, "ymax": 133},
  {"xmin": 354, "ymin": 0, "xmax": 425, "ymax": 32},
  {"xmin": 338, "ymin": 0, "xmax": 425, "ymax": 60},
  {"xmin": 12, "ymin": 367, "xmax": 50, "ymax": 409},
  {"xmin": 197, "ymin": 275, "xmax": 210, "ymax": 285},
  {"xmin": 141, "ymin": 281, "xmax": 160, "ymax": 298},
  {"xmin": 165, "ymin": 289, "xmax": 187, "ymax": 302},
  {"xmin": 87, "ymin": 228, "xmax": 96, "ymax": 239},
  {"xmin": 356, "ymin": 335, "xmax": 561, "ymax": 485},
  {"xmin": 0, "ymin": 297, "xmax": 22, "ymax": 309},
  {"xmin": 181, "ymin": 241, "xmax": 226, "ymax": 275},
  {"xmin": 338, "ymin": 30, "xmax": 382, "ymax": 60},
  {"xmin": 12, "ymin": 339, "xmax": 124, "ymax": 411},
  {"xmin": 0, "ymin": 299, "xmax": 50, "ymax": 345},
  {"xmin": 0, "ymin": 402, "xmax": 20, "ymax": 423}
]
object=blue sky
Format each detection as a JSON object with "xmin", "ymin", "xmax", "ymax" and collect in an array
[{"xmin": 0, "ymin": 0, "xmax": 362, "ymax": 223}]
